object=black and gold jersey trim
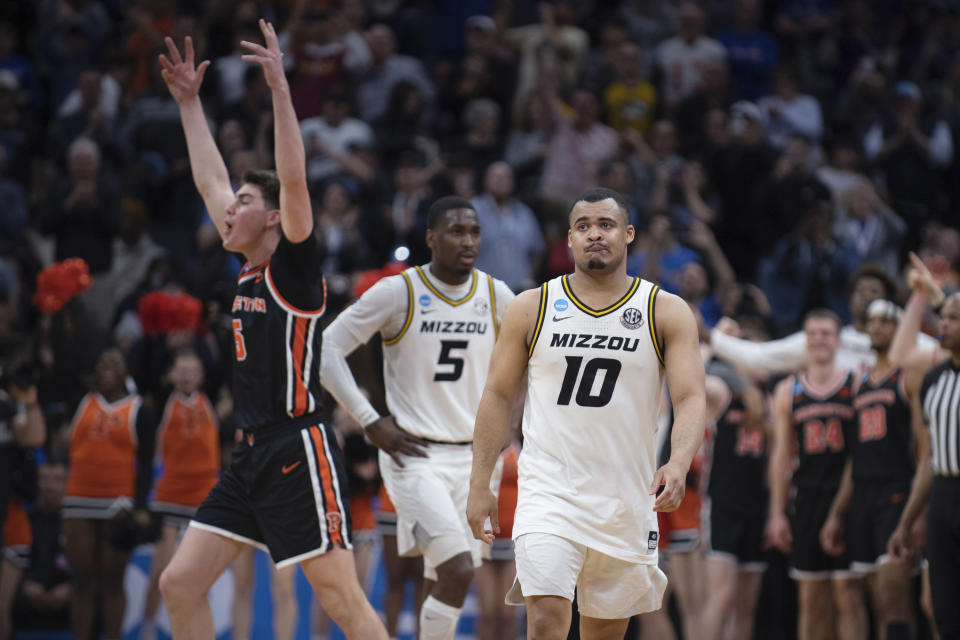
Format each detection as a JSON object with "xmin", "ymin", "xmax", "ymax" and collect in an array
[
  {"xmin": 561, "ymin": 275, "xmax": 640, "ymax": 317},
  {"xmin": 414, "ymin": 266, "xmax": 477, "ymax": 306},
  {"xmin": 648, "ymin": 284, "xmax": 664, "ymax": 366},
  {"xmin": 528, "ymin": 284, "xmax": 549, "ymax": 358},
  {"xmin": 487, "ymin": 274, "xmax": 499, "ymax": 339},
  {"xmin": 383, "ymin": 272, "xmax": 414, "ymax": 345}
]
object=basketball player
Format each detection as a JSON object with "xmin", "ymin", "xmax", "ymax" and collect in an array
[
  {"xmin": 766, "ymin": 310, "xmax": 866, "ymax": 640},
  {"xmin": 467, "ymin": 188, "xmax": 706, "ymax": 640},
  {"xmin": 321, "ymin": 196, "xmax": 514, "ymax": 640},
  {"xmin": 156, "ymin": 23, "xmax": 386, "ymax": 639},
  {"xmin": 820, "ymin": 300, "xmax": 918, "ymax": 640}
]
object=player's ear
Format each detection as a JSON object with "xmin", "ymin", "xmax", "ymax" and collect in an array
[
  {"xmin": 265, "ymin": 208, "xmax": 282, "ymax": 228},
  {"xmin": 425, "ymin": 227, "xmax": 435, "ymax": 251},
  {"xmin": 567, "ymin": 227, "xmax": 573, "ymax": 249},
  {"xmin": 625, "ymin": 224, "xmax": 635, "ymax": 244}
]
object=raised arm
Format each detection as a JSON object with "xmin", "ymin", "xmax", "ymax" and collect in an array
[
  {"xmin": 159, "ymin": 36, "xmax": 234, "ymax": 237},
  {"xmin": 241, "ymin": 19, "xmax": 312, "ymax": 243},
  {"xmin": 467, "ymin": 289, "xmax": 539, "ymax": 544},
  {"xmin": 652, "ymin": 293, "xmax": 706, "ymax": 512},
  {"xmin": 765, "ymin": 378, "xmax": 795, "ymax": 554},
  {"xmin": 890, "ymin": 252, "xmax": 947, "ymax": 368},
  {"xmin": 710, "ymin": 328, "xmax": 808, "ymax": 379}
]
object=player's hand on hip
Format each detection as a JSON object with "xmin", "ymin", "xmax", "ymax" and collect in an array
[
  {"xmin": 158, "ymin": 36, "xmax": 210, "ymax": 103},
  {"xmin": 240, "ymin": 19, "xmax": 287, "ymax": 91},
  {"xmin": 763, "ymin": 511, "xmax": 793, "ymax": 554},
  {"xmin": 819, "ymin": 512, "xmax": 845, "ymax": 556},
  {"xmin": 364, "ymin": 416, "xmax": 428, "ymax": 467},
  {"xmin": 650, "ymin": 462, "xmax": 686, "ymax": 512},
  {"xmin": 466, "ymin": 485, "xmax": 499, "ymax": 545}
]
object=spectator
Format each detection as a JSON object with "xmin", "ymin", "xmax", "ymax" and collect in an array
[
  {"xmin": 450, "ymin": 98, "xmax": 503, "ymax": 179},
  {"xmin": 758, "ymin": 64, "xmax": 823, "ymax": 149},
  {"xmin": 832, "ymin": 179, "xmax": 906, "ymax": 278},
  {"xmin": 0, "ymin": 147, "xmax": 26, "ymax": 260},
  {"xmin": 598, "ymin": 158, "xmax": 645, "ymax": 229},
  {"xmin": 40, "ymin": 138, "xmax": 122, "ymax": 276},
  {"xmin": 123, "ymin": 0, "xmax": 176, "ymax": 98},
  {"xmin": 374, "ymin": 81, "xmax": 431, "ymax": 172},
  {"xmin": 470, "ymin": 162, "xmax": 545, "ymax": 292},
  {"xmin": 603, "ymin": 41, "xmax": 658, "ymax": 137},
  {"xmin": 628, "ymin": 118, "xmax": 685, "ymax": 218},
  {"xmin": 580, "ymin": 17, "xmax": 631, "ymax": 95},
  {"xmin": 675, "ymin": 58, "xmax": 734, "ymax": 155},
  {"xmin": 863, "ymin": 81, "xmax": 952, "ymax": 247},
  {"xmin": 219, "ymin": 65, "xmax": 271, "ymax": 146},
  {"xmin": 654, "ymin": 2, "xmax": 726, "ymax": 109},
  {"xmin": 0, "ymin": 21, "xmax": 43, "ymax": 113},
  {"xmin": 0, "ymin": 70, "xmax": 41, "ymax": 192},
  {"xmin": 211, "ymin": 21, "xmax": 258, "ymax": 107},
  {"xmin": 300, "ymin": 92, "xmax": 374, "ymax": 187},
  {"xmin": 627, "ymin": 213, "xmax": 703, "ymax": 294},
  {"xmin": 618, "ymin": 0, "xmax": 683, "ymax": 58},
  {"xmin": 503, "ymin": 92, "xmax": 549, "ymax": 197},
  {"xmin": 681, "ymin": 221, "xmax": 736, "ymax": 326},
  {"xmin": 47, "ymin": 68, "xmax": 120, "ymax": 172},
  {"xmin": 55, "ymin": 65, "xmax": 121, "ymax": 133},
  {"xmin": 816, "ymin": 136, "xmax": 866, "ymax": 204},
  {"xmin": 356, "ymin": 23, "xmax": 435, "ymax": 124},
  {"xmin": 716, "ymin": 0, "xmax": 778, "ymax": 101},
  {"xmin": 315, "ymin": 180, "xmax": 370, "ymax": 280}
]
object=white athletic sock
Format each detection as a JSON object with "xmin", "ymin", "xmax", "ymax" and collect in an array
[{"xmin": 419, "ymin": 595, "xmax": 462, "ymax": 640}]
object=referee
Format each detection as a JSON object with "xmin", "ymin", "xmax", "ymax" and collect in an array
[{"xmin": 889, "ymin": 293, "xmax": 960, "ymax": 640}]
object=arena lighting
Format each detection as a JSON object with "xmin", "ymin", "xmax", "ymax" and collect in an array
[{"xmin": 393, "ymin": 245, "xmax": 411, "ymax": 262}]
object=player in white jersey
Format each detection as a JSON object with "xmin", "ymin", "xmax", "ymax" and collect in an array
[
  {"xmin": 467, "ymin": 188, "xmax": 706, "ymax": 640},
  {"xmin": 321, "ymin": 196, "xmax": 514, "ymax": 640}
]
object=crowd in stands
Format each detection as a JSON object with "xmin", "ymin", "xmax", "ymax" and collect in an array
[{"xmin": 2, "ymin": 0, "xmax": 960, "ymax": 638}]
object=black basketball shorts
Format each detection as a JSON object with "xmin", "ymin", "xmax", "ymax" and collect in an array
[
  {"xmin": 789, "ymin": 487, "xmax": 855, "ymax": 580},
  {"xmin": 848, "ymin": 478, "xmax": 910, "ymax": 571},
  {"xmin": 192, "ymin": 423, "xmax": 352, "ymax": 568}
]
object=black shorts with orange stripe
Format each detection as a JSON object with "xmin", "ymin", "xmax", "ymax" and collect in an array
[{"xmin": 191, "ymin": 422, "xmax": 352, "ymax": 568}]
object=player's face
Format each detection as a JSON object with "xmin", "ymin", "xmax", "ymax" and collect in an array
[
  {"xmin": 427, "ymin": 208, "xmax": 481, "ymax": 277},
  {"xmin": 94, "ymin": 349, "xmax": 127, "ymax": 395},
  {"xmin": 223, "ymin": 184, "xmax": 276, "ymax": 254},
  {"xmin": 865, "ymin": 315, "xmax": 897, "ymax": 352},
  {"xmin": 849, "ymin": 276, "xmax": 886, "ymax": 323},
  {"xmin": 804, "ymin": 317, "xmax": 839, "ymax": 364},
  {"xmin": 568, "ymin": 199, "xmax": 634, "ymax": 274},
  {"xmin": 170, "ymin": 356, "xmax": 204, "ymax": 395},
  {"xmin": 937, "ymin": 297, "xmax": 960, "ymax": 351}
]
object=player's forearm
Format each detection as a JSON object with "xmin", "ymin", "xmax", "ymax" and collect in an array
[
  {"xmin": 178, "ymin": 97, "xmax": 230, "ymax": 197},
  {"xmin": 890, "ymin": 292, "xmax": 928, "ymax": 366},
  {"xmin": 898, "ymin": 457, "xmax": 932, "ymax": 532},
  {"xmin": 13, "ymin": 402, "xmax": 45, "ymax": 448},
  {"xmin": 320, "ymin": 344, "xmax": 381, "ymax": 427},
  {"xmin": 470, "ymin": 389, "xmax": 513, "ymax": 489},
  {"xmin": 827, "ymin": 460, "xmax": 853, "ymax": 518},
  {"xmin": 270, "ymin": 83, "xmax": 307, "ymax": 188},
  {"xmin": 768, "ymin": 448, "xmax": 790, "ymax": 515},
  {"xmin": 710, "ymin": 330, "xmax": 806, "ymax": 377},
  {"xmin": 666, "ymin": 393, "xmax": 705, "ymax": 471}
]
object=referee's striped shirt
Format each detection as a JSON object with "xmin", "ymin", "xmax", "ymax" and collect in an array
[{"xmin": 921, "ymin": 360, "xmax": 960, "ymax": 476}]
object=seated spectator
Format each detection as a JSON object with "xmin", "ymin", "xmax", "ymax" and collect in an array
[
  {"xmin": 833, "ymin": 179, "xmax": 906, "ymax": 278},
  {"xmin": 356, "ymin": 24, "xmax": 434, "ymax": 124},
  {"xmin": 654, "ymin": 2, "xmax": 726, "ymax": 110},
  {"xmin": 758, "ymin": 64, "xmax": 823, "ymax": 149},
  {"xmin": 816, "ymin": 136, "xmax": 866, "ymax": 204},
  {"xmin": 716, "ymin": 0, "xmax": 778, "ymax": 101},
  {"xmin": 449, "ymin": 98, "xmax": 503, "ymax": 179},
  {"xmin": 12, "ymin": 463, "xmax": 71, "ymax": 634},
  {"xmin": 40, "ymin": 138, "xmax": 122, "ymax": 276},
  {"xmin": 471, "ymin": 162, "xmax": 545, "ymax": 292},
  {"xmin": 603, "ymin": 41, "xmax": 658, "ymax": 137},
  {"xmin": 300, "ymin": 92, "xmax": 374, "ymax": 187}
]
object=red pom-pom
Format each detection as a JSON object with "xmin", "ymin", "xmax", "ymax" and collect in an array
[
  {"xmin": 352, "ymin": 261, "xmax": 408, "ymax": 298},
  {"xmin": 137, "ymin": 291, "xmax": 203, "ymax": 334},
  {"xmin": 32, "ymin": 258, "xmax": 92, "ymax": 313}
]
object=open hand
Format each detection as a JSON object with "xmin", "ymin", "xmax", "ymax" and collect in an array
[
  {"xmin": 241, "ymin": 19, "xmax": 286, "ymax": 91},
  {"xmin": 158, "ymin": 36, "xmax": 210, "ymax": 103}
]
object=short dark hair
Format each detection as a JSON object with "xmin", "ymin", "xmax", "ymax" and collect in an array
[
  {"xmin": 850, "ymin": 264, "xmax": 897, "ymax": 299},
  {"xmin": 242, "ymin": 169, "xmax": 280, "ymax": 210},
  {"xmin": 569, "ymin": 188, "xmax": 629, "ymax": 222},
  {"xmin": 803, "ymin": 308, "xmax": 842, "ymax": 332},
  {"xmin": 427, "ymin": 196, "xmax": 475, "ymax": 229}
]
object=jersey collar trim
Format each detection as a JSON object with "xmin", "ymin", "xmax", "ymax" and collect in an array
[
  {"xmin": 414, "ymin": 266, "xmax": 477, "ymax": 306},
  {"xmin": 561, "ymin": 275, "xmax": 640, "ymax": 317}
]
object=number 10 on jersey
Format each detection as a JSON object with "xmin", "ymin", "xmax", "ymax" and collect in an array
[{"xmin": 557, "ymin": 356, "xmax": 622, "ymax": 407}]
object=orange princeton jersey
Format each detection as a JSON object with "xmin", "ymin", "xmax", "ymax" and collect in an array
[
  {"xmin": 496, "ymin": 444, "xmax": 520, "ymax": 539},
  {"xmin": 153, "ymin": 392, "xmax": 220, "ymax": 508},
  {"xmin": 66, "ymin": 393, "xmax": 141, "ymax": 499},
  {"xmin": 3, "ymin": 498, "xmax": 32, "ymax": 548}
]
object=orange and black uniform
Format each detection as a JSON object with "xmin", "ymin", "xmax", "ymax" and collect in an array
[
  {"xmin": 193, "ymin": 235, "xmax": 353, "ymax": 567},
  {"xmin": 152, "ymin": 391, "xmax": 220, "ymax": 526},
  {"xmin": 3, "ymin": 497, "xmax": 32, "ymax": 568},
  {"xmin": 62, "ymin": 392, "xmax": 156, "ymax": 520},
  {"xmin": 848, "ymin": 367, "xmax": 913, "ymax": 569},
  {"xmin": 788, "ymin": 373, "xmax": 856, "ymax": 577}
]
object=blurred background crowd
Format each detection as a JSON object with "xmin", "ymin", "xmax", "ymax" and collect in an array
[{"xmin": 1, "ymin": 0, "xmax": 960, "ymax": 638}]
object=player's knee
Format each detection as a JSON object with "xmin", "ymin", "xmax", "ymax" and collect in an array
[
  {"xmin": 435, "ymin": 553, "xmax": 474, "ymax": 598},
  {"xmin": 875, "ymin": 577, "xmax": 910, "ymax": 620},
  {"xmin": 527, "ymin": 612, "xmax": 567, "ymax": 640},
  {"xmin": 159, "ymin": 564, "xmax": 202, "ymax": 607},
  {"xmin": 832, "ymin": 580, "xmax": 863, "ymax": 614}
]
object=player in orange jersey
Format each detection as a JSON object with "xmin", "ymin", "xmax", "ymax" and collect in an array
[
  {"xmin": 141, "ymin": 350, "xmax": 219, "ymax": 640},
  {"xmin": 63, "ymin": 348, "xmax": 156, "ymax": 640}
]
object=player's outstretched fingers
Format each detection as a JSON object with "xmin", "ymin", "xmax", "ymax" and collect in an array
[{"xmin": 163, "ymin": 36, "xmax": 183, "ymax": 64}]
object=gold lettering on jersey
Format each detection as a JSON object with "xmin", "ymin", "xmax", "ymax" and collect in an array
[
  {"xmin": 549, "ymin": 333, "xmax": 639, "ymax": 352},
  {"xmin": 232, "ymin": 296, "xmax": 267, "ymax": 314},
  {"xmin": 419, "ymin": 320, "xmax": 488, "ymax": 334},
  {"xmin": 792, "ymin": 402, "xmax": 854, "ymax": 422}
]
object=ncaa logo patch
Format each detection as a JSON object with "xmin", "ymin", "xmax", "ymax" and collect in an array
[
  {"xmin": 473, "ymin": 297, "xmax": 489, "ymax": 315},
  {"xmin": 620, "ymin": 307, "xmax": 643, "ymax": 330},
  {"xmin": 554, "ymin": 299, "xmax": 569, "ymax": 312},
  {"xmin": 419, "ymin": 295, "xmax": 431, "ymax": 307}
]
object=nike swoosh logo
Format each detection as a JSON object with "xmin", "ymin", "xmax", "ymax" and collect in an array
[
  {"xmin": 421, "ymin": 308, "xmax": 437, "ymax": 314},
  {"xmin": 281, "ymin": 461, "xmax": 302, "ymax": 474},
  {"xmin": 553, "ymin": 315, "xmax": 574, "ymax": 321}
]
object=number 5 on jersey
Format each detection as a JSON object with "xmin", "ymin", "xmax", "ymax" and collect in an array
[
  {"xmin": 233, "ymin": 319, "xmax": 247, "ymax": 361},
  {"xmin": 435, "ymin": 340, "xmax": 467, "ymax": 381}
]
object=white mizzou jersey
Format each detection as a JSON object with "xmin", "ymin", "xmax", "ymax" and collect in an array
[
  {"xmin": 516, "ymin": 275, "xmax": 666, "ymax": 564},
  {"xmin": 383, "ymin": 266, "xmax": 511, "ymax": 443}
]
